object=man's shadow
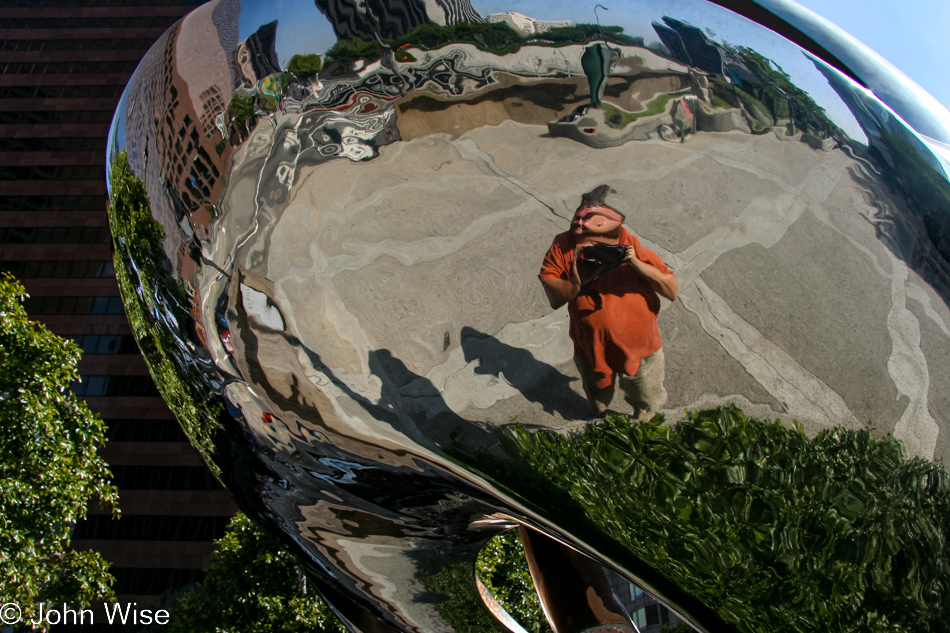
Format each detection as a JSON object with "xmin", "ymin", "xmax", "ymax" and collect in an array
[
  {"xmin": 459, "ymin": 326, "xmax": 590, "ymax": 421},
  {"xmin": 367, "ymin": 348, "xmax": 499, "ymax": 450}
]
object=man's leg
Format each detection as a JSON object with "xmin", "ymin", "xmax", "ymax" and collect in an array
[
  {"xmin": 573, "ymin": 354, "xmax": 615, "ymax": 416},
  {"xmin": 619, "ymin": 348, "xmax": 668, "ymax": 418}
]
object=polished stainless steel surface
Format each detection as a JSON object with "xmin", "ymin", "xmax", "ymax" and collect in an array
[{"xmin": 106, "ymin": 1, "xmax": 950, "ymax": 631}]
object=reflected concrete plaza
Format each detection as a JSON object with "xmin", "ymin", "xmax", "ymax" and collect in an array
[{"xmin": 208, "ymin": 87, "xmax": 948, "ymax": 461}]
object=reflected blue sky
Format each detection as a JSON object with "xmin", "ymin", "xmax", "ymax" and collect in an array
[
  {"xmin": 238, "ymin": 0, "xmax": 335, "ymax": 65},
  {"xmin": 796, "ymin": 0, "xmax": 950, "ymax": 112}
]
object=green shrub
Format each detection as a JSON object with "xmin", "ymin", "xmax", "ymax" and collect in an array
[{"xmin": 287, "ymin": 53, "xmax": 322, "ymax": 77}]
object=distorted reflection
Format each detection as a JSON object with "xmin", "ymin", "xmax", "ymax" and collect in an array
[
  {"xmin": 106, "ymin": 1, "xmax": 950, "ymax": 631},
  {"xmin": 539, "ymin": 185, "xmax": 677, "ymax": 420}
]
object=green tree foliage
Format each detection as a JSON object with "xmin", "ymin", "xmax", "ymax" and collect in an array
[
  {"xmin": 107, "ymin": 151, "xmax": 222, "ymax": 476},
  {"xmin": 387, "ymin": 22, "xmax": 523, "ymax": 55},
  {"xmin": 720, "ymin": 45, "xmax": 841, "ymax": 139},
  {"xmin": 453, "ymin": 406, "xmax": 950, "ymax": 633},
  {"xmin": 228, "ymin": 92, "xmax": 256, "ymax": 137},
  {"xmin": 541, "ymin": 23, "xmax": 642, "ymax": 47},
  {"xmin": 159, "ymin": 514, "xmax": 344, "ymax": 633},
  {"xmin": 476, "ymin": 530, "xmax": 551, "ymax": 633},
  {"xmin": 287, "ymin": 53, "xmax": 322, "ymax": 77},
  {"xmin": 155, "ymin": 513, "xmax": 553, "ymax": 633},
  {"xmin": 325, "ymin": 37, "xmax": 383, "ymax": 69},
  {"xmin": 0, "ymin": 274, "xmax": 118, "ymax": 626},
  {"xmin": 325, "ymin": 21, "xmax": 642, "ymax": 69},
  {"xmin": 421, "ymin": 561, "xmax": 505, "ymax": 633},
  {"xmin": 875, "ymin": 127, "xmax": 950, "ymax": 281}
]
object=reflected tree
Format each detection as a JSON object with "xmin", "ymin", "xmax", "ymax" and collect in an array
[
  {"xmin": 107, "ymin": 151, "xmax": 222, "ymax": 476},
  {"xmin": 287, "ymin": 53, "xmax": 322, "ymax": 77},
  {"xmin": 477, "ymin": 530, "xmax": 552, "ymax": 633},
  {"xmin": 717, "ymin": 45, "xmax": 842, "ymax": 139},
  {"xmin": 325, "ymin": 21, "xmax": 644, "ymax": 70},
  {"xmin": 452, "ymin": 406, "xmax": 950, "ymax": 632},
  {"xmin": 154, "ymin": 512, "xmax": 552, "ymax": 633}
]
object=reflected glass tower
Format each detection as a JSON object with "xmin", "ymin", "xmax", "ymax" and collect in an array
[{"xmin": 0, "ymin": 0, "xmax": 236, "ymax": 605}]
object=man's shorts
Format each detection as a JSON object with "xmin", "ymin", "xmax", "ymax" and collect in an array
[{"xmin": 574, "ymin": 348, "xmax": 668, "ymax": 416}]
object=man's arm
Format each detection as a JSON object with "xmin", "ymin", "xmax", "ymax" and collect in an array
[
  {"xmin": 540, "ymin": 245, "xmax": 585, "ymax": 309},
  {"xmin": 624, "ymin": 246, "xmax": 678, "ymax": 301},
  {"xmin": 541, "ymin": 276, "xmax": 580, "ymax": 310}
]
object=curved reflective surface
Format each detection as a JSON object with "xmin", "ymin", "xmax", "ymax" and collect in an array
[{"xmin": 106, "ymin": 1, "xmax": 950, "ymax": 631}]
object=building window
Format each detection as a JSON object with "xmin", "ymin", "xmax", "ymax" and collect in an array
[
  {"xmin": 0, "ymin": 226, "xmax": 111, "ymax": 244},
  {"xmin": 0, "ymin": 136, "xmax": 110, "ymax": 152},
  {"xmin": 75, "ymin": 333, "xmax": 137, "ymax": 354},
  {"xmin": 0, "ymin": 195, "xmax": 106, "ymax": 212},
  {"xmin": 110, "ymin": 568, "xmax": 204, "ymax": 597},
  {"xmin": 70, "ymin": 374, "xmax": 160, "ymax": 397},
  {"xmin": 104, "ymin": 418, "xmax": 186, "ymax": 442},
  {"xmin": 72, "ymin": 514, "xmax": 228, "ymax": 540},
  {"xmin": 1, "ymin": 260, "xmax": 114, "ymax": 279},
  {"xmin": 24, "ymin": 295, "xmax": 125, "ymax": 315}
]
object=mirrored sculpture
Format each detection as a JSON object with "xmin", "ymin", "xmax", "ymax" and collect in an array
[{"xmin": 106, "ymin": 1, "xmax": 950, "ymax": 631}]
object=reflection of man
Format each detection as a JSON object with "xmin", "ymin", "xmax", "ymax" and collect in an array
[{"xmin": 539, "ymin": 185, "xmax": 678, "ymax": 418}]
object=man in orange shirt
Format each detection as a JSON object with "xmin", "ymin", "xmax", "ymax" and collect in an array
[{"xmin": 539, "ymin": 185, "xmax": 678, "ymax": 418}]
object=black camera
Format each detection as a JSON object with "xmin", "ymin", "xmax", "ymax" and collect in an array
[{"xmin": 580, "ymin": 242, "xmax": 628, "ymax": 268}]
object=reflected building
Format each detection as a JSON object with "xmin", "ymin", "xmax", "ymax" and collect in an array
[
  {"xmin": 606, "ymin": 572, "xmax": 683, "ymax": 633},
  {"xmin": 486, "ymin": 12, "xmax": 573, "ymax": 37},
  {"xmin": 123, "ymin": 0, "xmax": 237, "ymax": 285},
  {"xmin": 0, "ymin": 0, "xmax": 236, "ymax": 607},
  {"xmin": 652, "ymin": 16, "xmax": 758, "ymax": 86},
  {"xmin": 233, "ymin": 19, "xmax": 280, "ymax": 89},
  {"xmin": 315, "ymin": 0, "xmax": 484, "ymax": 40}
]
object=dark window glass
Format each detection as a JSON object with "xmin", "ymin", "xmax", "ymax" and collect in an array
[
  {"xmin": 70, "ymin": 375, "xmax": 160, "ymax": 397},
  {"xmin": 75, "ymin": 334, "xmax": 138, "ymax": 355},
  {"xmin": 2, "ymin": 16, "xmax": 181, "ymax": 29},
  {"xmin": 660, "ymin": 606, "xmax": 670, "ymax": 624},
  {"xmin": 0, "ymin": 0, "xmax": 202, "ymax": 5},
  {"xmin": 645, "ymin": 605, "xmax": 659, "ymax": 627},
  {"xmin": 1, "ymin": 260, "xmax": 114, "ymax": 278},
  {"xmin": 110, "ymin": 568, "xmax": 205, "ymax": 597},
  {"xmin": 103, "ymin": 418, "xmax": 186, "ymax": 442},
  {"xmin": 0, "ymin": 136, "xmax": 111, "ymax": 154},
  {"xmin": 23, "ymin": 295, "xmax": 123, "ymax": 316},
  {"xmin": 0, "ymin": 38, "xmax": 153, "ymax": 52},
  {"xmin": 0, "ymin": 60, "xmax": 140, "ymax": 74},
  {"xmin": 109, "ymin": 466, "xmax": 221, "ymax": 492},
  {"xmin": 90, "ymin": 296, "xmax": 110, "ymax": 314},
  {"xmin": 72, "ymin": 514, "xmax": 228, "ymax": 540},
  {"xmin": 0, "ymin": 226, "xmax": 110, "ymax": 244},
  {"xmin": 0, "ymin": 164, "xmax": 106, "ymax": 180},
  {"xmin": 0, "ymin": 195, "xmax": 105, "ymax": 211}
]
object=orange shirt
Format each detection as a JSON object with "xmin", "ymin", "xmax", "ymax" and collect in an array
[{"xmin": 539, "ymin": 228, "xmax": 671, "ymax": 388}]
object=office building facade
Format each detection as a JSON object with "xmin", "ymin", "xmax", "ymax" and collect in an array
[{"xmin": 0, "ymin": 0, "xmax": 237, "ymax": 606}]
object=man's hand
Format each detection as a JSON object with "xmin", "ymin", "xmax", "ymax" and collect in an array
[
  {"xmin": 571, "ymin": 244, "xmax": 585, "ymax": 288},
  {"xmin": 624, "ymin": 244, "xmax": 679, "ymax": 301}
]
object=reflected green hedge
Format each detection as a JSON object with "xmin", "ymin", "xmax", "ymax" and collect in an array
[
  {"xmin": 454, "ymin": 407, "xmax": 950, "ymax": 632},
  {"xmin": 108, "ymin": 151, "xmax": 222, "ymax": 477}
]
